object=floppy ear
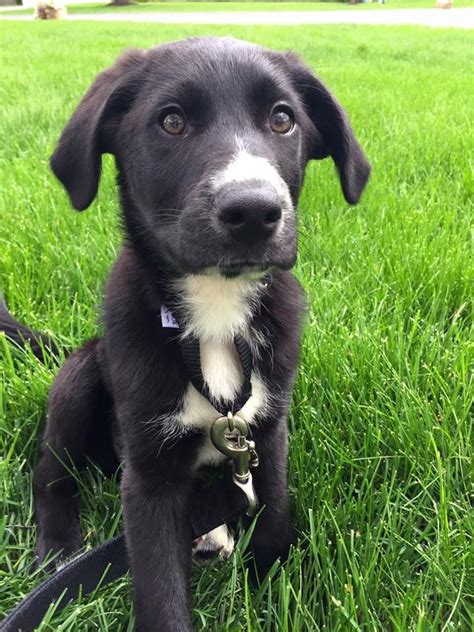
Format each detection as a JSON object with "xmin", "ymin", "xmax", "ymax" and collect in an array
[
  {"xmin": 284, "ymin": 53, "xmax": 371, "ymax": 204},
  {"xmin": 50, "ymin": 49, "xmax": 145, "ymax": 211}
]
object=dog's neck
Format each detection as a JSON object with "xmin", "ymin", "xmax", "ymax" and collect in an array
[
  {"xmin": 173, "ymin": 274, "xmax": 265, "ymax": 342},
  {"xmin": 126, "ymin": 238, "xmax": 266, "ymax": 344}
]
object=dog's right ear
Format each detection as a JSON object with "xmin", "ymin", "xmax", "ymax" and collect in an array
[
  {"xmin": 275, "ymin": 51, "xmax": 370, "ymax": 205},
  {"xmin": 50, "ymin": 50, "xmax": 145, "ymax": 211}
]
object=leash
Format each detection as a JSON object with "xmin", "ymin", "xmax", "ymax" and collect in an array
[
  {"xmin": 1, "ymin": 535, "xmax": 129, "ymax": 632},
  {"xmin": 2, "ymin": 310, "xmax": 259, "ymax": 631}
]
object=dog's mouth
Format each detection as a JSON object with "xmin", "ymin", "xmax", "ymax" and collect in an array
[
  {"xmin": 160, "ymin": 233, "xmax": 297, "ymax": 278},
  {"xmin": 168, "ymin": 249, "xmax": 296, "ymax": 278},
  {"xmin": 217, "ymin": 261, "xmax": 270, "ymax": 279}
]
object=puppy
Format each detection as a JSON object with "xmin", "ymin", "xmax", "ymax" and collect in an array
[{"xmin": 1, "ymin": 37, "xmax": 370, "ymax": 631}]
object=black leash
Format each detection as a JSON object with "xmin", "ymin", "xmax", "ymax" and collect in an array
[{"xmin": 1, "ymin": 535, "xmax": 129, "ymax": 632}]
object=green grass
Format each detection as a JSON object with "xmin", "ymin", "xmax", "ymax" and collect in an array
[
  {"xmin": 1, "ymin": 21, "xmax": 473, "ymax": 632},
  {"xmin": 3, "ymin": 1, "xmax": 474, "ymax": 15}
]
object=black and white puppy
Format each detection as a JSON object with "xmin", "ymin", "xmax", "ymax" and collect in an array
[{"xmin": 2, "ymin": 37, "xmax": 370, "ymax": 631}]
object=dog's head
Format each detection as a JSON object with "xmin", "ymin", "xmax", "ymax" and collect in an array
[{"xmin": 51, "ymin": 37, "xmax": 370, "ymax": 278}]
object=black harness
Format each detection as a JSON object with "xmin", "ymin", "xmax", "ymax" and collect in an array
[{"xmin": 180, "ymin": 333, "xmax": 253, "ymax": 413}]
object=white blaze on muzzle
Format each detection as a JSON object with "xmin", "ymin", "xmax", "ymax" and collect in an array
[{"xmin": 211, "ymin": 149, "xmax": 293, "ymax": 215}]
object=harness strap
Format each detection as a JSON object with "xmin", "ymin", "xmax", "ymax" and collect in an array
[{"xmin": 179, "ymin": 333, "xmax": 253, "ymax": 413}]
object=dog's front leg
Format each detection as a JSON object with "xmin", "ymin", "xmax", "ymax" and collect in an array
[
  {"xmin": 121, "ymin": 465, "xmax": 194, "ymax": 632},
  {"xmin": 250, "ymin": 420, "xmax": 293, "ymax": 581}
]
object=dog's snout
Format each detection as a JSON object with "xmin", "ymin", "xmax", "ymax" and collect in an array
[{"xmin": 217, "ymin": 186, "xmax": 282, "ymax": 242}]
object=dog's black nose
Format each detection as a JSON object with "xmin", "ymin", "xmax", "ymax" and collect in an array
[{"xmin": 217, "ymin": 186, "xmax": 282, "ymax": 242}]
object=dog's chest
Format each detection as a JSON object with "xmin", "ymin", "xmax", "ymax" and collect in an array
[
  {"xmin": 178, "ymin": 338, "xmax": 268, "ymax": 468},
  {"xmin": 166, "ymin": 274, "xmax": 269, "ymax": 467}
]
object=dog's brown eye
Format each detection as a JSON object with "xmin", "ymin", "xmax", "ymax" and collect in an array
[
  {"xmin": 161, "ymin": 110, "xmax": 186, "ymax": 136},
  {"xmin": 270, "ymin": 107, "xmax": 294, "ymax": 134}
]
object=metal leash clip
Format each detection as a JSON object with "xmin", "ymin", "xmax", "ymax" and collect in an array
[{"xmin": 210, "ymin": 412, "xmax": 259, "ymax": 516}]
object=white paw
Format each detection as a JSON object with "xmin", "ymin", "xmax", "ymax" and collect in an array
[{"xmin": 192, "ymin": 524, "xmax": 234, "ymax": 563}]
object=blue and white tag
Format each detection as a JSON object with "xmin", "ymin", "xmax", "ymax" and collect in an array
[{"xmin": 161, "ymin": 305, "xmax": 180, "ymax": 329}]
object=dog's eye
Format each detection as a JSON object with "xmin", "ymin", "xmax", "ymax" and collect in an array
[
  {"xmin": 161, "ymin": 109, "xmax": 187, "ymax": 136},
  {"xmin": 270, "ymin": 106, "xmax": 294, "ymax": 134}
]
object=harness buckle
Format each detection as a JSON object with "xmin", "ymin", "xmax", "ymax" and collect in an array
[
  {"xmin": 231, "ymin": 472, "xmax": 259, "ymax": 517},
  {"xmin": 210, "ymin": 413, "xmax": 259, "ymax": 517}
]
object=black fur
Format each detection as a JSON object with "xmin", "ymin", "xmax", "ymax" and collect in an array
[
  {"xmin": 0, "ymin": 295, "xmax": 59, "ymax": 360},
  {"xmin": 2, "ymin": 38, "xmax": 370, "ymax": 631}
]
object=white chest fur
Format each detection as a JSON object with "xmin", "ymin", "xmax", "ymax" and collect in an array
[{"xmin": 169, "ymin": 274, "xmax": 269, "ymax": 468}]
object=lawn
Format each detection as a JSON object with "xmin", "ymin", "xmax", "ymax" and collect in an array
[
  {"xmin": 0, "ymin": 21, "xmax": 472, "ymax": 632},
  {"xmin": 3, "ymin": 1, "xmax": 474, "ymax": 15}
]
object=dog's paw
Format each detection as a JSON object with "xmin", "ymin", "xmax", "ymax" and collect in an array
[
  {"xmin": 34, "ymin": 532, "xmax": 84, "ymax": 573},
  {"xmin": 192, "ymin": 524, "xmax": 234, "ymax": 564}
]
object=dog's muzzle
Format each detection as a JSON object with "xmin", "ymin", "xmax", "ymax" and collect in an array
[{"xmin": 215, "ymin": 182, "xmax": 283, "ymax": 245}]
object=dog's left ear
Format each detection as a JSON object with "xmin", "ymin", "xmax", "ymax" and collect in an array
[
  {"xmin": 282, "ymin": 53, "xmax": 371, "ymax": 204},
  {"xmin": 50, "ymin": 49, "xmax": 145, "ymax": 211}
]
